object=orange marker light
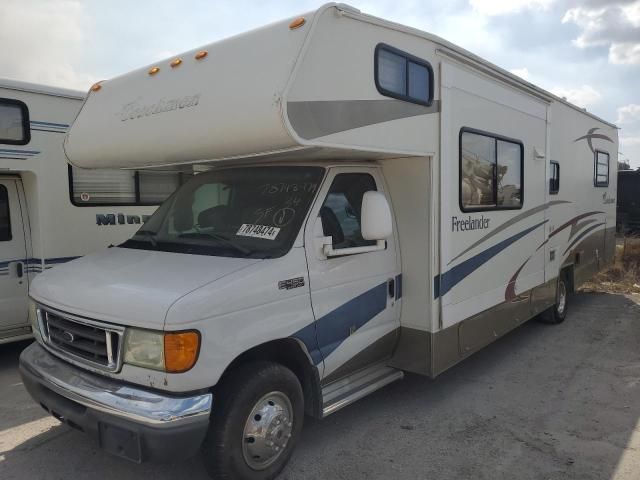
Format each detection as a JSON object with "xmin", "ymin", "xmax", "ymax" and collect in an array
[
  {"xmin": 170, "ymin": 58, "xmax": 183, "ymax": 68},
  {"xmin": 194, "ymin": 50, "xmax": 208, "ymax": 60},
  {"xmin": 90, "ymin": 81, "xmax": 103, "ymax": 92},
  {"xmin": 148, "ymin": 66, "xmax": 160, "ymax": 75},
  {"xmin": 289, "ymin": 17, "xmax": 306, "ymax": 29},
  {"xmin": 164, "ymin": 331, "xmax": 200, "ymax": 373}
]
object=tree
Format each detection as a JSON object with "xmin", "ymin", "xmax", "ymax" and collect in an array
[{"xmin": 618, "ymin": 160, "xmax": 632, "ymax": 171}]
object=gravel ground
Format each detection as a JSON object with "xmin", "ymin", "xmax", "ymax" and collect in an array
[{"xmin": 1, "ymin": 292, "xmax": 639, "ymax": 480}]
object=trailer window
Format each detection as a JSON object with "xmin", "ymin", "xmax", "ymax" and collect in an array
[
  {"xmin": 460, "ymin": 129, "xmax": 523, "ymax": 211},
  {"xmin": 550, "ymin": 161, "xmax": 560, "ymax": 194},
  {"xmin": 594, "ymin": 151, "xmax": 609, "ymax": 187},
  {"xmin": 69, "ymin": 166, "xmax": 187, "ymax": 206},
  {"xmin": 320, "ymin": 173, "xmax": 377, "ymax": 250},
  {"xmin": 0, "ymin": 99, "xmax": 30, "ymax": 145},
  {"xmin": 375, "ymin": 44, "xmax": 433, "ymax": 106},
  {"xmin": 0, "ymin": 185, "xmax": 11, "ymax": 241}
]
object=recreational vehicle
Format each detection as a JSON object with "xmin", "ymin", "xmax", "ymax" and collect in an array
[
  {"xmin": 0, "ymin": 80, "xmax": 183, "ymax": 344},
  {"xmin": 20, "ymin": 5, "xmax": 618, "ymax": 479},
  {"xmin": 617, "ymin": 169, "xmax": 640, "ymax": 233}
]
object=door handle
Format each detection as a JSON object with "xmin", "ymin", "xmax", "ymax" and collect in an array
[
  {"xmin": 388, "ymin": 278, "xmax": 395, "ymax": 298},
  {"xmin": 9, "ymin": 261, "xmax": 24, "ymax": 279}
]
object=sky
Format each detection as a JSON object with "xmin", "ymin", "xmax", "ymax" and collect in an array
[{"xmin": 1, "ymin": 0, "xmax": 639, "ymax": 167}]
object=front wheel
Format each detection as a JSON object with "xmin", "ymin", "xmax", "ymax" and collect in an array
[
  {"xmin": 538, "ymin": 274, "xmax": 569, "ymax": 324},
  {"xmin": 201, "ymin": 362, "xmax": 304, "ymax": 480}
]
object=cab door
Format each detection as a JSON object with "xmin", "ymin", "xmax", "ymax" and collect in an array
[
  {"xmin": 304, "ymin": 167, "xmax": 401, "ymax": 383},
  {"xmin": 0, "ymin": 178, "xmax": 29, "ymax": 331}
]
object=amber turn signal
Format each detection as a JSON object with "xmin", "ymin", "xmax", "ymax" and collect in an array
[
  {"xmin": 148, "ymin": 66, "xmax": 160, "ymax": 75},
  {"xmin": 164, "ymin": 331, "xmax": 200, "ymax": 373},
  {"xmin": 194, "ymin": 50, "xmax": 208, "ymax": 60},
  {"xmin": 289, "ymin": 17, "xmax": 305, "ymax": 29},
  {"xmin": 90, "ymin": 81, "xmax": 103, "ymax": 92},
  {"xmin": 170, "ymin": 58, "xmax": 183, "ymax": 68}
]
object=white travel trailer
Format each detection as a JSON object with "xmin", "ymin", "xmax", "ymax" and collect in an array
[
  {"xmin": 0, "ymin": 80, "xmax": 184, "ymax": 344},
  {"xmin": 20, "ymin": 4, "xmax": 618, "ymax": 479}
]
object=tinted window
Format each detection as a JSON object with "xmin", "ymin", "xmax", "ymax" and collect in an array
[
  {"xmin": 497, "ymin": 140, "xmax": 522, "ymax": 207},
  {"xmin": 595, "ymin": 151, "xmax": 609, "ymax": 187},
  {"xmin": 377, "ymin": 49, "xmax": 406, "ymax": 96},
  {"xmin": 375, "ymin": 45, "xmax": 433, "ymax": 106},
  {"xmin": 320, "ymin": 173, "xmax": 377, "ymax": 250},
  {"xmin": 461, "ymin": 132, "xmax": 496, "ymax": 208},
  {"xmin": 460, "ymin": 129, "xmax": 523, "ymax": 211},
  {"xmin": 0, "ymin": 185, "xmax": 11, "ymax": 241},
  {"xmin": 0, "ymin": 99, "xmax": 29, "ymax": 145},
  {"xmin": 408, "ymin": 62, "xmax": 429, "ymax": 102},
  {"xmin": 70, "ymin": 166, "xmax": 187, "ymax": 205}
]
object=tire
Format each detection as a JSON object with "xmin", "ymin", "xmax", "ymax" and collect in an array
[
  {"xmin": 538, "ymin": 274, "xmax": 569, "ymax": 324},
  {"xmin": 201, "ymin": 361, "xmax": 304, "ymax": 480}
]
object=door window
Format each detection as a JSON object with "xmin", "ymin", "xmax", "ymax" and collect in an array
[
  {"xmin": 0, "ymin": 185, "xmax": 11, "ymax": 241},
  {"xmin": 320, "ymin": 173, "xmax": 377, "ymax": 250}
]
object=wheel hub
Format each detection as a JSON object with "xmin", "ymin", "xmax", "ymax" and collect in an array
[
  {"xmin": 242, "ymin": 391, "xmax": 293, "ymax": 470},
  {"xmin": 557, "ymin": 280, "xmax": 567, "ymax": 315}
]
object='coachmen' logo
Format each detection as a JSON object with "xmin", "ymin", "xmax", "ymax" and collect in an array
[
  {"xmin": 62, "ymin": 331, "xmax": 75, "ymax": 343},
  {"xmin": 574, "ymin": 127, "xmax": 614, "ymax": 153},
  {"xmin": 119, "ymin": 94, "xmax": 200, "ymax": 122}
]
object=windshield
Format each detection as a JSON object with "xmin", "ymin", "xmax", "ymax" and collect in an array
[{"xmin": 120, "ymin": 166, "xmax": 325, "ymax": 258}]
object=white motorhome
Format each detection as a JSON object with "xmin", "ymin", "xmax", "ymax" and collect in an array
[
  {"xmin": 20, "ymin": 5, "xmax": 617, "ymax": 479},
  {"xmin": 0, "ymin": 80, "xmax": 184, "ymax": 344}
]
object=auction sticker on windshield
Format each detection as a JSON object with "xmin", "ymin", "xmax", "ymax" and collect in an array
[{"xmin": 237, "ymin": 224, "xmax": 281, "ymax": 240}]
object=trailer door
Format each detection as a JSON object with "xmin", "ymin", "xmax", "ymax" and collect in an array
[{"xmin": 0, "ymin": 178, "xmax": 29, "ymax": 331}]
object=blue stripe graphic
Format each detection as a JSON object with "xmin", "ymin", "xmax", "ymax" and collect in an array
[
  {"xmin": 0, "ymin": 256, "xmax": 79, "ymax": 270},
  {"xmin": 30, "ymin": 120, "xmax": 69, "ymax": 128},
  {"xmin": 293, "ymin": 281, "xmax": 389, "ymax": 365},
  {"xmin": 0, "ymin": 148, "xmax": 39, "ymax": 155},
  {"xmin": 31, "ymin": 128, "xmax": 66, "ymax": 134},
  {"xmin": 435, "ymin": 220, "xmax": 547, "ymax": 299}
]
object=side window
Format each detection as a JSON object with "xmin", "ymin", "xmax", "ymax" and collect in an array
[
  {"xmin": 69, "ymin": 166, "xmax": 188, "ymax": 206},
  {"xmin": 375, "ymin": 44, "xmax": 433, "ymax": 106},
  {"xmin": 550, "ymin": 161, "xmax": 560, "ymax": 195},
  {"xmin": 320, "ymin": 173, "xmax": 377, "ymax": 250},
  {"xmin": 460, "ymin": 129, "xmax": 523, "ymax": 211},
  {"xmin": 594, "ymin": 151, "xmax": 609, "ymax": 187},
  {"xmin": 0, "ymin": 185, "xmax": 11, "ymax": 241},
  {"xmin": 139, "ymin": 171, "xmax": 184, "ymax": 204},
  {"xmin": 0, "ymin": 98, "xmax": 30, "ymax": 145}
]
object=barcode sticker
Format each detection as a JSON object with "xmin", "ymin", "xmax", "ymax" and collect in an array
[{"xmin": 236, "ymin": 224, "xmax": 281, "ymax": 240}]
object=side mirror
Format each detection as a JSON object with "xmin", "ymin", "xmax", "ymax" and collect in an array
[{"xmin": 361, "ymin": 191, "xmax": 393, "ymax": 241}]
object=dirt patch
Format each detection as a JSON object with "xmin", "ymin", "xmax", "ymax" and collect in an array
[{"xmin": 580, "ymin": 236, "xmax": 640, "ymax": 294}]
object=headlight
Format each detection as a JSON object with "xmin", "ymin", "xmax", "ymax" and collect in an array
[
  {"xmin": 123, "ymin": 329, "xmax": 165, "ymax": 371},
  {"xmin": 123, "ymin": 328, "xmax": 200, "ymax": 373},
  {"xmin": 28, "ymin": 299, "xmax": 43, "ymax": 341}
]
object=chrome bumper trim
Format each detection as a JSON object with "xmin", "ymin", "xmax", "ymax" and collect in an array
[{"xmin": 20, "ymin": 343, "xmax": 212, "ymax": 428}]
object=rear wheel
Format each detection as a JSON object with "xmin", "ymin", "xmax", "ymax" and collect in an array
[
  {"xmin": 201, "ymin": 362, "xmax": 304, "ymax": 480},
  {"xmin": 538, "ymin": 274, "xmax": 569, "ymax": 324}
]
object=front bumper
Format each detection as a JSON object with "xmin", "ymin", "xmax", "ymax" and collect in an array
[{"xmin": 19, "ymin": 342, "xmax": 212, "ymax": 463}]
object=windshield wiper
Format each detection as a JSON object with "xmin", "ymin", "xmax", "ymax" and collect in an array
[
  {"xmin": 177, "ymin": 232, "xmax": 252, "ymax": 256},
  {"xmin": 135, "ymin": 229, "xmax": 158, "ymax": 247}
]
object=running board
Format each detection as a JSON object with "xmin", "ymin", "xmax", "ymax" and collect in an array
[{"xmin": 321, "ymin": 364, "xmax": 404, "ymax": 417}]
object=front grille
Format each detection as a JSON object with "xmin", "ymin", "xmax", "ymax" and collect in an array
[{"xmin": 39, "ymin": 307, "xmax": 123, "ymax": 371}]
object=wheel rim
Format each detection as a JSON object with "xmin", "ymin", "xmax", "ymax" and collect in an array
[
  {"xmin": 242, "ymin": 391, "xmax": 294, "ymax": 470},
  {"xmin": 557, "ymin": 280, "xmax": 567, "ymax": 316}
]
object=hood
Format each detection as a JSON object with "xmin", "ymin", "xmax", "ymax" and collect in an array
[{"xmin": 30, "ymin": 247, "xmax": 261, "ymax": 328}]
